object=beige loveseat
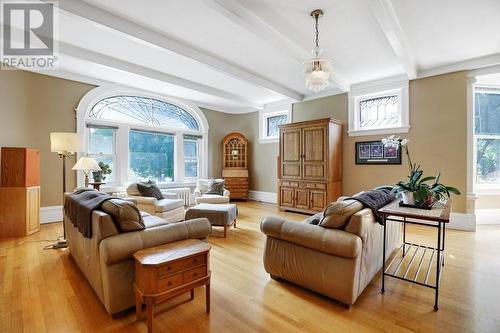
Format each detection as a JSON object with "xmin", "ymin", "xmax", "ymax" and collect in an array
[
  {"xmin": 126, "ymin": 183, "xmax": 185, "ymax": 222},
  {"xmin": 64, "ymin": 206, "xmax": 211, "ymax": 315},
  {"xmin": 260, "ymin": 201, "xmax": 400, "ymax": 306},
  {"xmin": 193, "ymin": 178, "xmax": 231, "ymax": 204}
]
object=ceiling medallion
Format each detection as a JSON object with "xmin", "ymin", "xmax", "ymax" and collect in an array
[{"xmin": 303, "ymin": 9, "xmax": 332, "ymax": 93}]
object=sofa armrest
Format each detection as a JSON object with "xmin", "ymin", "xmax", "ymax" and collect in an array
[
  {"xmin": 193, "ymin": 188, "xmax": 202, "ymax": 198},
  {"xmin": 344, "ymin": 208, "xmax": 376, "ymax": 244},
  {"xmin": 260, "ymin": 216, "xmax": 361, "ymax": 259},
  {"xmin": 99, "ymin": 218, "xmax": 212, "ymax": 265},
  {"xmin": 128, "ymin": 196, "xmax": 157, "ymax": 205},
  {"xmin": 223, "ymin": 189, "xmax": 230, "ymax": 197}
]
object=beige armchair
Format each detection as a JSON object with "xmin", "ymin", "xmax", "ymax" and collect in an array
[
  {"xmin": 260, "ymin": 203, "xmax": 401, "ymax": 307},
  {"xmin": 126, "ymin": 183, "xmax": 185, "ymax": 222},
  {"xmin": 193, "ymin": 178, "xmax": 230, "ymax": 204}
]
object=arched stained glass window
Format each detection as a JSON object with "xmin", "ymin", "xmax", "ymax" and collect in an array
[{"xmin": 89, "ymin": 96, "xmax": 199, "ymax": 130}]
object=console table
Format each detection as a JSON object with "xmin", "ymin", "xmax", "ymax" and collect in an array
[
  {"xmin": 379, "ymin": 200, "xmax": 451, "ymax": 310},
  {"xmin": 133, "ymin": 239, "xmax": 211, "ymax": 332}
]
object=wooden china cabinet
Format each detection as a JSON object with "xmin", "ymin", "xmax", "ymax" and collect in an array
[
  {"xmin": 222, "ymin": 133, "xmax": 249, "ymax": 200},
  {"xmin": 277, "ymin": 118, "xmax": 342, "ymax": 214}
]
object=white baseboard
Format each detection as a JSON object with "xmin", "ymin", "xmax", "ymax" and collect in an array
[
  {"xmin": 248, "ymin": 190, "xmax": 277, "ymax": 204},
  {"xmin": 476, "ymin": 209, "xmax": 500, "ymax": 225},
  {"xmin": 40, "ymin": 206, "xmax": 63, "ymax": 224},
  {"xmin": 449, "ymin": 212, "xmax": 476, "ymax": 231}
]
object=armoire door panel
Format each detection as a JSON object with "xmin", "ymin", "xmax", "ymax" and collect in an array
[
  {"xmin": 310, "ymin": 190, "xmax": 327, "ymax": 211},
  {"xmin": 281, "ymin": 128, "xmax": 302, "ymax": 179},
  {"xmin": 295, "ymin": 189, "xmax": 309, "ymax": 210},
  {"xmin": 302, "ymin": 126, "xmax": 327, "ymax": 180},
  {"xmin": 280, "ymin": 187, "xmax": 295, "ymax": 208}
]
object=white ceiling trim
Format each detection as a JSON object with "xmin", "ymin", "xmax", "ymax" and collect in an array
[
  {"xmin": 363, "ymin": 0, "xmax": 417, "ymax": 79},
  {"xmin": 209, "ymin": 0, "xmax": 350, "ymax": 92},
  {"xmin": 419, "ymin": 53, "xmax": 500, "ymax": 79},
  {"xmin": 52, "ymin": 0, "xmax": 303, "ymax": 101}
]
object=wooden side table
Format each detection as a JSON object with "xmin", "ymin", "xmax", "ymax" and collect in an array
[
  {"xmin": 133, "ymin": 239, "xmax": 211, "ymax": 333},
  {"xmin": 379, "ymin": 200, "xmax": 451, "ymax": 310},
  {"xmin": 89, "ymin": 182, "xmax": 105, "ymax": 191}
]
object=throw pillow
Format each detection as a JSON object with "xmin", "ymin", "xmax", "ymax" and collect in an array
[
  {"xmin": 205, "ymin": 179, "xmax": 225, "ymax": 196},
  {"xmin": 101, "ymin": 198, "xmax": 145, "ymax": 232},
  {"xmin": 305, "ymin": 212, "xmax": 323, "ymax": 225},
  {"xmin": 136, "ymin": 180, "xmax": 164, "ymax": 200},
  {"xmin": 319, "ymin": 199, "xmax": 364, "ymax": 229}
]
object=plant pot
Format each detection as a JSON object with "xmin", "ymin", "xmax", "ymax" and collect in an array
[{"xmin": 401, "ymin": 191, "xmax": 415, "ymax": 205}]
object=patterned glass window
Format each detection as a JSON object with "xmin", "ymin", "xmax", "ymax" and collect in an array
[
  {"xmin": 89, "ymin": 96, "xmax": 199, "ymax": 130},
  {"xmin": 266, "ymin": 114, "xmax": 288, "ymax": 138},
  {"xmin": 359, "ymin": 95, "xmax": 399, "ymax": 128}
]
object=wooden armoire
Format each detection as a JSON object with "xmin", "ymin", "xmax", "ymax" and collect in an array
[
  {"xmin": 222, "ymin": 132, "xmax": 249, "ymax": 200},
  {"xmin": 277, "ymin": 118, "xmax": 342, "ymax": 214}
]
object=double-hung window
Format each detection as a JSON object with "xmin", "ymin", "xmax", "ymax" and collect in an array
[
  {"xmin": 184, "ymin": 135, "xmax": 200, "ymax": 179},
  {"xmin": 87, "ymin": 125, "xmax": 116, "ymax": 183},
  {"xmin": 348, "ymin": 80, "xmax": 409, "ymax": 136},
  {"xmin": 475, "ymin": 87, "xmax": 500, "ymax": 188}
]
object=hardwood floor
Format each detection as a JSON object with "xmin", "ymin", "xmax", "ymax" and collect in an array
[{"xmin": 1, "ymin": 201, "xmax": 500, "ymax": 332}]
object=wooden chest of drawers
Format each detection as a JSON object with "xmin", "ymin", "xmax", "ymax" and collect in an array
[
  {"xmin": 223, "ymin": 169, "xmax": 249, "ymax": 200},
  {"xmin": 133, "ymin": 240, "xmax": 211, "ymax": 332}
]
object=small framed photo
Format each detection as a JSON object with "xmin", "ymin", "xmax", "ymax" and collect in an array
[{"xmin": 355, "ymin": 140, "xmax": 402, "ymax": 165}]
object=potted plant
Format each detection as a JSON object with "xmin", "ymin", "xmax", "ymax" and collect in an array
[
  {"xmin": 382, "ymin": 135, "xmax": 460, "ymax": 207},
  {"xmin": 92, "ymin": 162, "xmax": 112, "ymax": 183}
]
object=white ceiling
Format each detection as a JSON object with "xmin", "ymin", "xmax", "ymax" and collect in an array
[{"xmin": 5, "ymin": 0, "xmax": 500, "ymax": 112}]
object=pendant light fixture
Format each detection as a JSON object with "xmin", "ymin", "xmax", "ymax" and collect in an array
[{"xmin": 303, "ymin": 9, "xmax": 332, "ymax": 93}]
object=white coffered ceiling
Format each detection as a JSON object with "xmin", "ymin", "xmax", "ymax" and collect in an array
[{"xmin": 6, "ymin": 0, "xmax": 500, "ymax": 112}]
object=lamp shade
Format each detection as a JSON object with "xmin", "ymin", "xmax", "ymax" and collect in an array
[
  {"xmin": 50, "ymin": 132, "xmax": 82, "ymax": 154},
  {"xmin": 72, "ymin": 156, "xmax": 101, "ymax": 172}
]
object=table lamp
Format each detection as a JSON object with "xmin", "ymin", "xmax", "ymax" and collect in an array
[
  {"xmin": 72, "ymin": 156, "xmax": 101, "ymax": 188},
  {"xmin": 50, "ymin": 132, "xmax": 82, "ymax": 249}
]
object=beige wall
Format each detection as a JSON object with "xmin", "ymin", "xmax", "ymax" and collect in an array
[
  {"xmin": 0, "ymin": 69, "xmax": 95, "ymax": 206},
  {"xmin": 292, "ymin": 72, "xmax": 468, "ymax": 213}
]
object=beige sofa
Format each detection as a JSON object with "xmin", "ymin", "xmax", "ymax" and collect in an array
[
  {"xmin": 64, "ymin": 208, "xmax": 211, "ymax": 315},
  {"xmin": 193, "ymin": 178, "xmax": 231, "ymax": 204},
  {"xmin": 260, "ymin": 204, "xmax": 400, "ymax": 306}
]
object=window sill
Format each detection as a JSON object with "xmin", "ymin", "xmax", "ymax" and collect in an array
[
  {"xmin": 259, "ymin": 137, "xmax": 279, "ymax": 144},
  {"xmin": 347, "ymin": 126, "xmax": 410, "ymax": 137}
]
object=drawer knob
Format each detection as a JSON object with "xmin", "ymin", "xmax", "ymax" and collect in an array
[
  {"xmin": 167, "ymin": 266, "xmax": 171, "ymax": 270},
  {"xmin": 168, "ymin": 281, "xmax": 172, "ymax": 286},
  {"xmin": 193, "ymin": 273, "xmax": 198, "ymax": 277},
  {"xmin": 193, "ymin": 259, "xmax": 197, "ymax": 263}
]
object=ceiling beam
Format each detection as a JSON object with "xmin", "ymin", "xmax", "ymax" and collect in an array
[
  {"xmin": 52, "ymin": 0, "xmax": 303, "ymax": 101},
  {"xmin": 57, "ymin": 42, "xmax": 263, "ymax": 110},
  {"xmin": 208, "ymin": 0, "xmax": 350, "ymax": 92},
  {"xmin": 363, "ymin": 0, "xmax": 418, "ymax": 79}
]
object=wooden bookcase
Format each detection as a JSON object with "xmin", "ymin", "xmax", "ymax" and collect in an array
[{"xmin": 222, "ymin": 133, "xmax": 249, "ymax": 200}]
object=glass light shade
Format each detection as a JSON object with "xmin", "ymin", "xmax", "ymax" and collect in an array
[
  {"xmin": 303, "ymin": 57, "xmax": 332, "ymax": 93},
  {"xmin": 50, "ymin": 132, "xmax": 82, "ymax": 154},
  {"xmin": 72, "ymin": 156, "xmax": 101, "ymax": 172}
]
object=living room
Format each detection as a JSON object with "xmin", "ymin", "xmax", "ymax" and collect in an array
[{"xmin": 1, "ymin": 1, "xmax": 500, "ymax": 332}]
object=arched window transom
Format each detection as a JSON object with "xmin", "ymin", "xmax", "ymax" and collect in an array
[{"xmin": 89, "ymin": 95, "xmax": 199, "ymax": 130}]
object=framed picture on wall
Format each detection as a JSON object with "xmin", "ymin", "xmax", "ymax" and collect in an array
[{"xmin": 355, "ymin": 140, "xmax": 401, "ymax": 165}]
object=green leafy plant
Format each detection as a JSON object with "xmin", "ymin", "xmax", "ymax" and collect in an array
[
  {"xmin": 92, "ymin": 162, "xmax": 112, "ymax": 182},
  {"xmin": 382, "ymin": 135, "xmax": 461, "ymax": 207}
]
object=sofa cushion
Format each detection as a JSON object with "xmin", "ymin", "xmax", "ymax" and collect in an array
[
  {"xmin": 205, "ymin": 179, "xmax": 225, "ymax": 195},
  {"xmin": 195, "ymin": 195, "xmax": 230, "ymax": 204},
  {"xmin": 143, "ymin": 214, "xmax": 171, "ymax": 228},
  {"xmin": 319, "ymin": 199, "xmax": 363, "ymax": 229},
  {"xmin": 100, "ymin": 199, "xmax": 145, "ymax": 232},
  {"xmin": 154, "ymin": 198, "xmax": 184, "ymax": 213},
  {"xmin": 136, "ymin": 181, "xmax": 164, "ymax": 200}
]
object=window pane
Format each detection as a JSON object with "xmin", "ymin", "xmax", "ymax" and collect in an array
[
  {"xmin": 185, "ymin": 162, "xmax": 198, "ymax": 178},
  {"xmin": 359, "ymin": 95, "xmax": 399, "ymax": 129},
  {"xmin": 89, "ymin": 96, "xmax": 199, "ymax": 130},
  {"xmin": 184, "ymin": 139, "xmax": 198, "ymax": 159},
  {"xmin": 88, "ymin": 127, "xmax": 114, "ymax": 155},
  {"xmin": 475, "ymin": 92, "xmax": 500, "ymax": 135},
  {"xmin": 267, "ymin": 114, "xmax": 288, "ymax": 137},
  {"xmin": 129, "ymin": 130, "xmax": 174, "ymax": 183},
  {"xmin": 90, "ymin": 154, "xmax": 115, "ymax": 183},
  {"xmin": 476, "ymin": 138, "xmax": 500, "ymax": 183}
]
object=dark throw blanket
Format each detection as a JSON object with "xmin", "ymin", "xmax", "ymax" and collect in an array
[
  {"xmin": 64, "ymin": 189, "xmax": 113, "ymax": 238},
  {"xmin": 347, "ymin": 189, "xmax": 395, "ymax": 225}
]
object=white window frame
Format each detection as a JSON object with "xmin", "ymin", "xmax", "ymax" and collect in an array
[
  {"xmin": 473, "ymin": 85, "xmax": 500, "ymax": 194},
  {"xmin": 75, "ymin": 85, "xmax": 209, "ymax": 191},
  {"xmin": 259, "ymin": 101, "xmax": 292, "ymax": 144},
  {"xmin": 183, "ymin": 135, "xmax": 200, "ymax": 181},
  {"xmin": 87, "ymin": 125, "xmax": 118, "ymax": 186},
  {"xmin": 348, "ymin": 79, "xmax": 410, "ymax": 137}
]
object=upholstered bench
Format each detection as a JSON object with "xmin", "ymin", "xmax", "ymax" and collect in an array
[{"xmin": 185, "ymin": 203, "xmax": 237, "ymax": 237}]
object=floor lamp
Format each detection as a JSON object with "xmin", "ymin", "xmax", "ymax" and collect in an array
[{"xmin": 50, "ymin": 132, "xmax": 82, "ymax": 249}]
